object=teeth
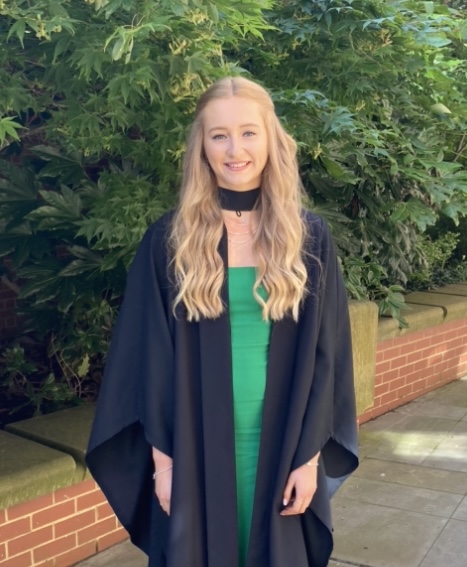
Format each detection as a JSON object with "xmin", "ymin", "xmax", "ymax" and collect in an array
[{"xmin": 227, "ymin": 162, "xmax": 248, "ymax": 169}]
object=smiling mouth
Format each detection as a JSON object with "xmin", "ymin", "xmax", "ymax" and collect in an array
[{"xmin": 225, "ymin": 162, "xmax": 250, "ymax": 170}]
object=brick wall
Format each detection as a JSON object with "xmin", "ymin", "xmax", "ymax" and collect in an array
[
  {"xmin": 0, "ymin": 480, "xmax": 127, "ymax": 567},
  {"xmin": 359, "ymin": 316, "xmax": 467, "ymax": 424}
]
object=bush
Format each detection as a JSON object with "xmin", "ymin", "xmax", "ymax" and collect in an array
[{"xmin": 1, "ymin": 0, "xmax": 467, "ymax": 414}]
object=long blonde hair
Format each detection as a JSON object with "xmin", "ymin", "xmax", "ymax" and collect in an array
[{"xmin": 169, "ymin": 77, "xmax": 309, "ymax": 321}]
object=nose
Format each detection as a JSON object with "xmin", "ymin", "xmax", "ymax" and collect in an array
[{"xmin": 227, "ymin": 135, "xmax": 242, "ymax": 157}]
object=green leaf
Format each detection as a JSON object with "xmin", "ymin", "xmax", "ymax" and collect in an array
[
  {"xmin": 7, "ymin": 20, "xmax": 26, "ymax": 47},
  {"xmin": 0, "ymin": 117, "xmax": 23, "ymax": 146},
  {"xmin": 112, "ymin": 38, "xmax": 125, "ymax": 61}
]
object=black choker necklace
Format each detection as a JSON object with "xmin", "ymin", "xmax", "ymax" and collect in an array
[{"xmin": 218, "ymin": 187, "xmax": 260, "ymax": 217}]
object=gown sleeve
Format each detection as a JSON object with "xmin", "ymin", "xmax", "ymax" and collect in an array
[
  {"xmin": 85, "ymin": 214, "xmax": 174, "ymax": 550},
  {"xmin": 292, "ymin": 216, "xmax": 359, "ymax": 479}
]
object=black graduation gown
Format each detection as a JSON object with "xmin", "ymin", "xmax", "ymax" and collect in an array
[{"xmin": 85, "ymin": 210, "xmax": 359, "ymax": 567}]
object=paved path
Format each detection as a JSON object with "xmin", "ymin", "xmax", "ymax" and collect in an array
[{"xmin": 77, "ymin": 377, "xmax": 467, "ymax": 566}]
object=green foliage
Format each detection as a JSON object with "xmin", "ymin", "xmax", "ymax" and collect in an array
[
  {"xmin": 407, "ymin": 231, "xmax": 467, "ymax": 289},
  {"xmin": 1, "ymin": 0, "xmax": 467, "ymax": 412},
  {"xmin": 341, "ymin": 257, "xmax": 407, "ymax": 327},
  {"xmin": 246, "ymin": 0, "xmax": 467, "ymax": 283}
]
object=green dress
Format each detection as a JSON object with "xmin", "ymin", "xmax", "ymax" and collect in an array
[{"xmin": 228, "ymin": 267, "xmax": 271, "ymax": 567}]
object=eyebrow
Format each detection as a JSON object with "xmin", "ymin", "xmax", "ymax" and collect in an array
[{"xmin": 207, "ymin": 123, "xmax": 260, "ymax": 133}]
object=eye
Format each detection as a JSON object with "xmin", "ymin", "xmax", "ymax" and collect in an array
[
  {"xmin": 243, "ymin": 131, "xmax": 256, "ymax": 137},
  {"xmin": 212, "ymin": 134, "xmax": 226, "ymax": 140}
]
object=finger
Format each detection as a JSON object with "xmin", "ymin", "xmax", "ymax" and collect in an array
[
  {"xmin": 282, "ymin": 478, "xmax": 294, "ymax": 507},
  {"xmin": 281, "ymin": 498, "xmax": 303, "ymax": 516},
  {"xmin": 159, "ymin": 500, "xmax": 170, "ymax": 516}
]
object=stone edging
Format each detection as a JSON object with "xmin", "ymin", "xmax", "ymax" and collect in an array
[{"xmin": 378, "ymin": 283, "xmax": 467, "ymax": 342}]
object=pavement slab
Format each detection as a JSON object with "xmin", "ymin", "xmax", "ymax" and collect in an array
[
  {"xmin": 453, "ymin": 496, "xmax": 467, "ymax": 521},
  {"xmin": 354, "ymin": 458, "xmax": 467, "ymax": 495},
  {"xmin": 394, "ymin": 399, "xmax": 467, "ymax": 421},
  {"xmin": 419, "ymin": 519, "xmax": 467, "ymax": 567},
  {"xmin": 337, "ymin": 476, "xmax": 463, "ymax": 518},
  {"xmin": 331, "ymin": 498, "xmax": 448, "ymax": 567},
  {"xmin": 421, "ymin": 420, "xmax": 467, "ymax": 473}
]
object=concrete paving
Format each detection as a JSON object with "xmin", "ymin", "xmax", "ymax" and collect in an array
[{"xmin": 76, "ymin": 376, "xmax": 467, "ymax": 566}]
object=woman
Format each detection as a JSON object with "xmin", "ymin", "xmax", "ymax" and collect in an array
[{"xmin": 86, "ymin": 76, "xmax": 358, "ymax": 567}]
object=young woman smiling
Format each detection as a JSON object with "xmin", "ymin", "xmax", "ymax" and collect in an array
[{"xmin": 87, "ymin": 77, "xmax": 358, "ymax": 567}]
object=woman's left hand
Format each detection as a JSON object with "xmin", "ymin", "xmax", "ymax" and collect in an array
[{"xmin": 280, "ymin": 462, "xmax": 318, "ymax": 516}]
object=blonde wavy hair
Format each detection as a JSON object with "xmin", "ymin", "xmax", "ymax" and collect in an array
[{"xmin": 169, "ymin": 76, "xmax": 309, "ymax": 322}]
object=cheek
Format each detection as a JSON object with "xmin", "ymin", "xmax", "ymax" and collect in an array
[{"xmin": 204, "ymin": 141, "xmax": 221, "ymax": 164}]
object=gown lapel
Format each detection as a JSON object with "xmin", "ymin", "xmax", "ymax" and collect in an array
[{"xmin": 198, "ymin": 229, "xmax": 239, "ymax": 567}]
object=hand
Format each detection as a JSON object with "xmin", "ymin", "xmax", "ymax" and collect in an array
[
  {"xmin": 152, "ymin": 447, "xmax": 173, "ymax": 515},
  {"xmin": 154, "ymin": 466, "xmax": 173, "ymax": 515},
  {"xmin": 280, "ymin": 462, "xmax": 318, "ymax": 516}
]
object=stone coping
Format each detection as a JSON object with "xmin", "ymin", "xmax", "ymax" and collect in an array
[
  {"xmin": 378, "ymin": 284, "xmax": 467, "ymax": 342},
  {"xmin": 5, "ymin": 404, "xmax": 95, "ymax": 483},
  {"xmin": 0, "ymin": 430, "xmax": 76, "ymax": 509}
]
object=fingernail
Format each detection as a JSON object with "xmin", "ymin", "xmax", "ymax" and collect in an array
[{"xmin": 283, "ymin": 499, "xmax": 288, "ymax": 506}]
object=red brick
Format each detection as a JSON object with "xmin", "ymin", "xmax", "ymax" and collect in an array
[
  {"xmin": 77, "ymin": 517, "xmax": 117, "ymax": 546},
  {"xmin": 0, "ymin": 510, "xmax": 6, "ymax": 526},
  {"xmin": 32, "ymin": 501, "xmax": 75, "ymax": 529},
  {"xmin": 412, "ymin": 378, "xmax": 427, "ymax": 393},
  {"xmin": 97, "ymin": 528, "xmax": 127, "ymax": 552},
  {"xmin": 383, "ymin": 346, "xmax": 401, "ymax": 361},
  {"xmin": 96, "ymin": 503, "xmax": 115, "ymax": 521},
  {"xmin": 54, "ymin": 479, "xmax": 97, "ymax": 504},
  {"xmin": 7, "ymin": 494, "xmax": 54, "ymax": 521},
  {"xmin": 390, "ymin": 377, "xmax": 406, "ymax": 390},
  {"xmin": 8, "ymin": 526, "xmax": 53, "ymax": 558},
  {"xmin": 381, "ymin": 369, "xmax": 400, "ymax": 383},
  {"xmin": 33, "ymin": 534, "xmax": 76, "ymax": 564},
  {"xmin": 372, "ymin": 396, "xmax": 382, "ymax": 407},
  {"xmin": 450, "ymin": 337, "xmax": 467, "ymax": 349},
  {"xmin": 76, "ymin": 490, "xmax": 106, "ymax": 512},
  {"xmin": 375, "ymin": 360, "xmax": 391, "ymax": 374},
  {"xmin": 400, "ymin": 342, "xmax": 417, "ymax": 355},
  {"xmin": 55, "ymin": 541, "xmax": 96, "ymax": 567},
  {"xmin": 0, "ymin": 544, "xmax": 5, "ymax": 561},
  {"xmin": 55, "ymin": 509, "xmax": 96, "ymax": 538},
  {"xmin": 444, "ymin": 329, "xmax": 459, "ymax": 341},
  {"xmin": 374, "ymin": 383, "xmax": 389, "ymax": 397},
  {"xmin": 380, "ymin": 390, "xmax": 398, "ymax": 405},
  {"xmin": 414, "ymin": 360, "xmax": 430, "ymax": 373},
  {"xmin": 0, "ymin": 551, "xmax": 32, "ymax": 567},
  {"xmin": 0, "ymin": 517, "xmax": 31, "ymax": 542},
  {"xmin": 407, "ymin": 351, "xmax": 422, "ymax": 364},
  {"xmin": 397, "ymin": 384, "xmax": 414, "ymax": 399}
]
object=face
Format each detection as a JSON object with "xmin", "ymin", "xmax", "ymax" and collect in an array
[{"xmin": 202, "ymin": 96, "xmax": 269, "ymax": 191}]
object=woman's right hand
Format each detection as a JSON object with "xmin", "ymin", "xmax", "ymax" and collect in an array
[{"xmin": 152, "ymin": 447, "xmax": 173, "ymax": 515}]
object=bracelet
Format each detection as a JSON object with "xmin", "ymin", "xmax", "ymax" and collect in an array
[
  {"xmin": 306, "ymin": 460, "xmax": 319, "ymax": 467},
  {"xmin": 152, "ymin": 465, "xmax": 173, "ymax": 479}
]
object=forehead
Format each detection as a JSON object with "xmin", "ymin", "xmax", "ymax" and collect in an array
[{"xmin": 202, "ymin": 96, "xmax": 264, "ymax": 131}]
